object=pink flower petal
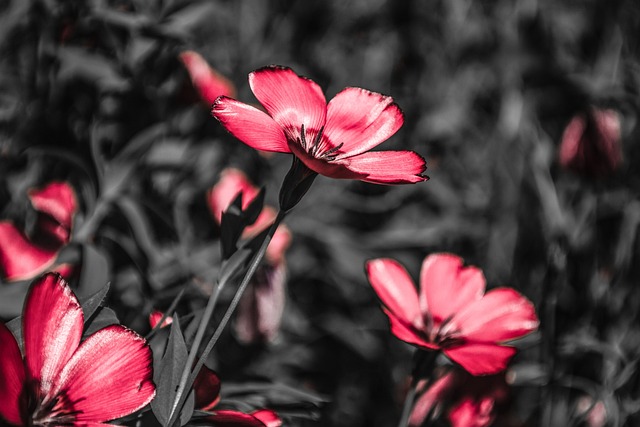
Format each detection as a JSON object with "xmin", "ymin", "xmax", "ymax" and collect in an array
[
  {"xmin": 205, "ymin": 410, "xmax": 270, "ymax": 426},
  {"xmin": 0, "ymin": 222, "xmax": 59, "ymax": 282},
  {"xmin": 251, "ymin": 409, "xmax": 282, "ymax": 427},
  {"xmin": 0, "ymin": 323, "xmax": 25, "ymax": 426},
  {"xmin": 383, "ymin": 307, "xmax": 436, "ymax": 350},
  {"xmin": 454, "ymin": 288, "xmax": 539, "ymax": 344},
  {"xmin": 419, "ymin": 254, "xmax": 485, "ymax": 326},
  {"xmin": 366, "ymin": 259, "xmax": 422, "ymax": 327},
  {"xmin": 449, "ymin": 397, "xmax": 495, "ymax": 427},
  {"xmin": 208, "ymin": 168, "xmax": 262, "ymax": 224},
  {"xmin": 286, "ymin": 141, "xmax": 367, "ymax": 180},
  {"xmin": 337, "ymin": 151, "xmax": 427, "ymax": 184},
  {"xmin": 325, "ymin": 87, "xmax": 404, "ymax": 159},
  {"xmin": 212, "ymin": 97, "xmax": 291, "ymax": 153},
  {"xmin": 28, "ymin": 182, "xmax": 77, "ymax": 233},
  {"xmin": 249, "ymin": 66, "xmax": 326, "ymax": 142},
  {"xmin": 53, "ymin": 325, "xmax": 155, "ymax": 423},
  {"xmin": 194, "ymin": 365, "xmax": 221, "ymax": 411},
  {"xmin": 444, "ymin": 344, "xmax": 517, "ymax": 376},
  {"xmin": 23, "ymin": 273, "xmax": 83, "ymax": 398},
  {"xmin": 180, "ymin": 51, "xmax": 236, "ymax": 105}
]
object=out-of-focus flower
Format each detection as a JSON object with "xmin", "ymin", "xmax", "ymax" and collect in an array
[
  {"xmin": 189, "ymin": 368, "xmax": 281, "ymax": 427},
  {"xmin": 149, "ymin": 310, "xmax": 174, "ymax": 329},
  {"xmin": 212, "ymin": 66, "xmax": 427, "ymax": 185},
  {"xmin": 0, "ymin": 182, "xmax": 77, "ymax": 282},
  {"xmin": 0, "ymin": 273, "xmax": 155, "ymax": 426},
  {"xmin": 408, "ymin": 368, "xmax": 509, "ymax": 427},
  {"xmin": 366, "ymin": 253, "xmax": 539, "ymax": 375},
  {"xmin": 208, "ymin": 168, "xmax": 291, "ymax": 343},
  {"xmin": 558, "ymin": 108, "xmax": 622, "ymax": 177},
  {"xmin": 180, "ymin": 51, "xmax": 236, "ymax": 106},
  {"xmin": 575, "ymin": 396, "xmax": 607, "ymax": 427}
]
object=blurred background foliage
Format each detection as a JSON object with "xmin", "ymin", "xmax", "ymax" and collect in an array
[{"xmin": 1, "ymin": 0, "xmax": 640, "ymax": 426}]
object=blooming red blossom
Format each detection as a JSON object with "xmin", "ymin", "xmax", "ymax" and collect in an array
[
  {"xmin": 0, "ymin": 182, "xmax": 77, "ymax": 282},
  {"xmin": 180, "ymin": 51, "xmax": 236, "ymax": 106},
  {"xmin": 366, "ymin": 253, "xmax": 539, "ymax": 375},
  {"xmin": 0, "ymin": 273, "xmax": 155, "ymax": 426},
  {"xmin": 208, "ymin": 168, "xmax": 291, "ymax": 343},
  {"xmin": 212, "ymin": 66, "xmax": 427, "ymax": 185},
  {"xmin": 559, "ymin": 108, "xmax": 622, "ymax": 177}
]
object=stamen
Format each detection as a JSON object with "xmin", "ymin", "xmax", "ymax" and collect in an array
[
  {"xmin": 300, "ymin": 124, "xmax": 307, "ymax": 150},
  {"xmin": 310, "ymin": 125, "xmax": 325, "ymax": 156},
  {"xmin": 320, "ymin": 142, "xmax": 344, "ymax": 161}
]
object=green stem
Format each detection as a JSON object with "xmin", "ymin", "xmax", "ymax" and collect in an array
[{"xmin": 167, "ymin": 211, "xmax": 285, "ymax": 427}]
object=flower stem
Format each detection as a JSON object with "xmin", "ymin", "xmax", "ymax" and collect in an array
[{"xmin": 167, "ymin": 210, "xmax": 285, "ymax": 427}]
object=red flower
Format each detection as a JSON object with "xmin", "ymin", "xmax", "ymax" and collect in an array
[
  {"xmin": 208, "ymin": 168, "xmax": 291, "ymax": 343},
  {"xmin": 190, "ymin": 368, "xmax": 281, "ymax": 427},
  {"xmin": 180, "ymin": 51, "xmax": 236, "ymax": 106},
  {"xmin": 0, "ymin": 182, "xmax": 77, "ymax": 282},
  {"xmin": 212, "ymin": 66, "xmax": 427, "ymax": 185},
  {"xmin": 0, "ymin": 273, "xmax": 155, "ymax": 426},
  {"xmin": 559, "ymin": 108, "xmax": 622, "ymax": 177},
  {"xmin": 366, "ymin": 254, "xmax": 539, "ymax": 375},
  {"xmin": 408, "ymin": 368, "xmax": 509, "ymax": 427}
]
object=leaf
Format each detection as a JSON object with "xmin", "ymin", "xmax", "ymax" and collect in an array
[
  {"xmin": 83, "ymin": 306, "xmax": 120, "ymax": 337},
  {"xmin": 77, "ymin": 245, "xmax": 111, "ymax": 301},
  {"xmin": 79, "ymin": 281, "xmax": 111, "ymax": 322},
  {"xmin": 151, "ymin": 315, "xmax": 195, "ymax": 427}
]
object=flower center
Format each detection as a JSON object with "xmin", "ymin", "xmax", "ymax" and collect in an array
[
  {"xmin": 298, "ymin": 124, "xmax": 344, "ymax": 161},
  {"xmin": 426, "ymin": 315, "xmax": 464, "ymax": 348},
  {"xmin": 30, "ymin": 391, "xmax": 81, "ymax": 426}
]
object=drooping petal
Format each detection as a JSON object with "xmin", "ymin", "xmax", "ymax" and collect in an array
[
  {"xmin": 408, "ymin": 373, "xmax": 458, "ymax": 427},
  {"xmin": 194, "ymin": 365, "xmax": 221, "ymax": 411},
  {"xmin": 28, "ymin": 182, "xmax": 77, "ymax": 233},
  {"xmin": 559, "ymin": 109, "xmax": 622, "ymax": 177},
  {"xmin": 0, "ymin": 322, "xmax": 26, "ymax": 426},
  {"xmin": 325, "ymin": 87, "xmax": 404, "ymax": 159},
  {"xmin": 249, "ymin": 66, "xmax": 326, "ymax": 142},
  {"xmin": 202, "ymin": 410, "xmax": 270, "ymax": 427},
  {"xmin": 444, "ymin": 344, "xmax": 517, "ymax": 376},
  {"xmin": 53, "ymin": 325, "xmax": 155, "ymax": 423},
  {"xmin": 366, "ymin": 259, "xmax": 422, "ymax": 327},
  {"xmin": 212, "ymin": 97, "xmax": 291, "ymax": 153},
  {"xmin": 449, "ymin": 397, "xmax": 495, "ymax": 427},
  {"xmin": 180, "ymin": 51, "xmax": 236, "ymax": 105},
  {"xmin": 264, "ymin": 223, "xmax": 291, "ymax": 264},
  {"xmin": 235, "ymin": 262, "xmax": 287, "ymax": 344},
  {"xmin": 208, "ymin": 168, "xmax": 262, "ymax": 224},
  {"xmin": 453, "ymin": 288, "xmax": 539, "ymax": 343},
  {"xmin": 419, "ymin": 254, "xmax": 485, "ymax": 326},
  {"xmin": 337, "ymin": 151, "xmax": 427, "ymax": 184},
  {"xmin": 0, "ymin": 222, "xmax": 59, "ymax": 282},
  {"xmin": 251, "ymin": 409, "xmax": 281, "ymax": 427},
  {"xmin": 383, "ymin": 307, "xmax": 437, "ymax": 350},
  {"xmin": 23, "ymin": 274, "xmax": 83, "ymax": 398}
]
